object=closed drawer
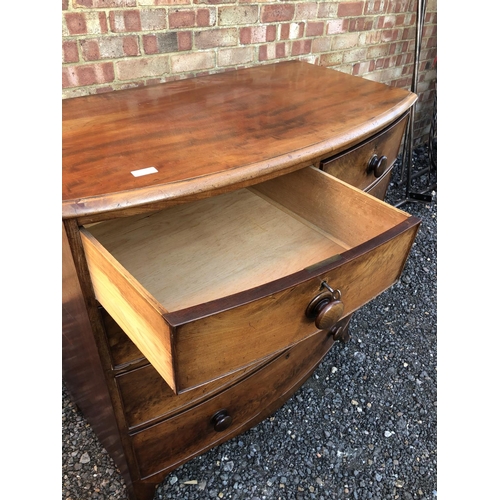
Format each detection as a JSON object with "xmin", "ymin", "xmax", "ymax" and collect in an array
[
  {"xmin": 131, "ymin": 326, "xmax": 337, "ymax": 479},
  {"xmin": 320, "ymin": 113, "xmax": 408, "ymax": 191},
  {"xmin": 80, "ymin": 166, "xmax": 420, "ymax": 393},
  {"xmin": 116, "ymin": 349, "xmax": 277, "ymax": 431}
]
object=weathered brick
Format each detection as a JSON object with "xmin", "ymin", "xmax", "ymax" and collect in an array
[
  {"xmin": 194, "ymin": 28, "xmax": 238, "ymax": 49},
  {"xmin": 141, "ymin": 9, "xmax": 167, "ymax": 29},
  {"xmin": 291, "ymin": 39, "xmax": 311, "ymax": 56},
  {"xmin": 80, "ymin": 40, "xmax": 100, "ymax": 60},
  {"xmin": 359, "ymin": 31, "xmax": 382, "ymax": 44},
  {"xmin": 169, "ymin": 10, "xmax": 196, "ymax": 28},
  {"xmin": 63, "ymin": 0, "xmax": 69, "ymax": 9},
  {"xmin": 389, "ymin": 41, "xmax": 404, "ymax": 55},
  {"xmin": 110, "ymin": 9, "xmax": 166, "ymax": 32},
  {"xmin": 74, "ymin": 0, "xmax": 93, "ymax": 7},
  {"xmin": 377, "ymin": 66, "xmax": 403, "ymax": 83},
  {"xmin": 63, "ymin": 62, "xmax": 114, "ymax": 88},
  {"xmin": 196, "ymin": 8, "xmax": 215, "ymax": 26},
  {"xmin": 218, "ymin": 5, "xmax": 258, "ymax": 25},
  {"xmin": 426, "ymin": 36, "xmax": 437, "ymax": 49},
  {"xmin": 177, "ymin": 31, "xmax": 192, "ymax": 50},
  {"xmin": 394, "ymin": 14, "xmax": 406, "ymax": 26},
  {"xmin": 338, "ymin": 2, "xmax": 364, "ymax": 17},
  {"xmin": 170, "ymin": 51, "xmax": 215, "ymax": 72},
  {"xmin": 305, "ymin": 21, "xmax": 324, "ymax": 37},
  {"xmin": 169, "ymin": 8, "xmax": 214, "ymax": 28},
  {"xmin": 258, "ymin": 42, "xmax": 288, "ymax": 61},
  {"xmin": 81, "ymin": 36, "xmax": 140, "ymax": 60},
  {"xmin": 218, "ymin": 46, "xmax": 254, "ymax": 66},
  {"xmin": 64, "ymin": 11, "xmax": 108, "ymax": 35},
  {"xmin": 296, "ymin": 3, "xmax": 318, "ymax": 20},
  {"xmin": 64, "ymin": 13, "xmax": 87, "ymax": 35},
  {"xmin": 240, "ymin": 25, "xmax": 275, "ymax": 44},
  {"xmin": 318, "ymin": 52, "xmax": 343, "ymax": 67},
  {"xmin": 63, "ymin": 41, "xmax": 79, "ymax": 63},
  {"xmin": 342, "ymin": 47, "xmax": 367, "ymax": 63},
  {"xmin": 110, "ymin": 10, "xmax": 141, "ymax": 32},
  {"xmin": 123, "ymin": 36, "xmax": 140, "ymax": 55},
  {"xmin": 74, "ymin": 0, "xmax": 136, "ymax": 7},
  {"xmin": 391, "ymin": 76, "xmax": 412, "ymax": 88},
  {"xmin": 353, "ymin": 60, "xmax": 372, "ymax": 75},
  {"xmin": 422, "ymin": 24, "xmax": 436, "ymax": 38},
  {"xmin": 364, "ymin": 0, "xmax": 386, "ymax": 14},
  {"xmin": 143, "ymin": 32, "xmax": 178, "ymax": 53},
  {"xmin": 330, "ymin": 33, "xmax": 359, "ymax": 50},
  {"xmin": 144, "ymin": 0, "xmax": 190, "ymax": 4},
  {"xmin": 402, "ymin": 26, "xmax": 416, "ymax": 40},
  {"xmin": 367, "ymin": 43, "xmax": 389, "ymax": 59},
  {"xmin": 311, "ymin": 37, "xmax": 331, "ymax": 53},
  {"xmin": 116, "ymin": 55, "xmax": 169, "ymax": 79},
  {"xmin": 193, "ymin": 0, "xmax": 233, "ymax": 5},
  {"xmin": 142, "ymin": 34, "xmax": 158, "ymax": 53},
  {"xmin": 261, "ymin": 4, "xmax": 295, "ymax": 24},
  {"xmin": 387, "ymin": 1, "xmax": 411, "ymax": 14},
  {"xmin": 281, "ymin": 23, "xmax": 304, "ymax": 40},
  {"xmin": 382, "ymin": 29, "xmax": 401, "ymax": 42},
  {"xmin": 326, "ymin": 19, "xmax": 346, "ymax": 35},
  {"xmin": 348, "ymin": 17, "xmax": 374, "ymax": 32},
  {"xmin": 317, "ymin": 2, "xmax": 337, "ymax": 18}
]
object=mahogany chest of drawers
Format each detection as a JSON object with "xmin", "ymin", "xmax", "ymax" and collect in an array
[{"xmin": 62, "ymin": 61, "xmax": 419, "ymax": 500}]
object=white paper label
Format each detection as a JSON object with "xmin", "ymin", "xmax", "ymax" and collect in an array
[{"xmin": 131, "ymin": 166, "xmax": 158, "ymax": 177}]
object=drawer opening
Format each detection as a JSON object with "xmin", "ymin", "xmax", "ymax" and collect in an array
[
  {"xmin": 82, "ymin": 166, "xmax": 409, "ymax": 315},
  {"xmin": 80, "ymin": 165, "xmax": 417, "ymax": 392}
]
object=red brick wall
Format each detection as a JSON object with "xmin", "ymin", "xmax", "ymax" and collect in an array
[{"xmin": 62, "ymin": 0, "xmax": 437, "ymax": 144}]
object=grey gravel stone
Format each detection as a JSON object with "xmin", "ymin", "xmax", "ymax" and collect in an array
[{"xmin": 62, "ymin": 146, "xmax": 437, "ymax": 500}]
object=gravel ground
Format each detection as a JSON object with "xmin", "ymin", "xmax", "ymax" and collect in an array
[{"xmin": 62, "ymin": 146, "xmax": 437, "ymax": 500}]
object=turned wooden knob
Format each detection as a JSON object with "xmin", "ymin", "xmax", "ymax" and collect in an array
[
  {"xmin": 315, "ymin": 300, "xmax": 344, "ymax": 330},
  {"xmin": 305, "ymin": 289, "xmax": 344, "ymax": 331},
  {"xmin": 211, "ymin": 410, "xmax": 233, "ymax": 432},
  {"xmin": 368, "ymin": 154, "xmax": 388, "ymax": 178}
]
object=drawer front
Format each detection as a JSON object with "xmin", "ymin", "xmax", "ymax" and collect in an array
[
  {"xmin": 171, "ymin": 215, "xmax": 418, "ymax": 391},
  {"xmin": 81, "ymin": 166, "xmax": 420, "ymax": 394},
  {"xmin": 365, "ymin": 165, "xmax": 392, "ymax": 200},
  {"xmin": 116, "ymin": 351, "xmax": 277, "ymax": 431},
  {"xmin": 320, "ymin": 113, "xmax": 408, "ymax": 191},
  {"xmin": 131, "ymin": 325, "xmax": 337, "ymax": 479}
]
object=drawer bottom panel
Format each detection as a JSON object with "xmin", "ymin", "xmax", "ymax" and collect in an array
[{"xmin": 130, "ymin": 319, "xmax": 350, "ymax": 479}]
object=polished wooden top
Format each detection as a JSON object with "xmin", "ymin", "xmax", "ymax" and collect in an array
[{"xmin": 62, "ymin": 61, "xmax": 416, "ymax": 221}]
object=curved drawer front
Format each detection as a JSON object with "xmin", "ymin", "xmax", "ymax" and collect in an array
[
  {"xmin": 320, "ymin": 113, "xmax": 408, "ymax": 191},
  {"xmin": 81, "ymin": 166, "xmax": 420, "ymax": 393},
  {"xmin": 170, "ymin": 213, "xmax": 418, "ymax": 391},
  {"xmin": 131, "ymin": 326, "xmax": 336, "ymax": 479},
  {"xmin": 116, "ymin": 351, "xmax": 278, "ymax": 431}
]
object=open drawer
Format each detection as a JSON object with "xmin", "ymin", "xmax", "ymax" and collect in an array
[{"xmin": 80, "ymin": 166, "xmax": 420, "ymax": 393}]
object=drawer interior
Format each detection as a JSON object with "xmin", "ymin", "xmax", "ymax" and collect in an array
[{"xmin": 82, "ymin": 167, "xmax": 408, "ymax": 314}]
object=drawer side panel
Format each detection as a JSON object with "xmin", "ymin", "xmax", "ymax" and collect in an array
[
  {"xmin": 81, "ymin": 229, "xmax": 177, "ymax": 392},
  {"xmin": 253, "ymin": 166, "xmax": 408, "ymax": 248}
]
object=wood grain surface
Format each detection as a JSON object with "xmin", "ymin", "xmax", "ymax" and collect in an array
[{"xmin": 63, "ymin": 61, "xmax": 417, "ymax": 221}]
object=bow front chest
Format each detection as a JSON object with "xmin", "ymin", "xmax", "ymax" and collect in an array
[{"xmin": 62, "ymin": 61, "xmax": 420, "ymax": 500}]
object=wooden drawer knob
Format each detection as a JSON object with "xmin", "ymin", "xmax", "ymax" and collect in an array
[
  {"xmin": 368, "ymin": 154, "xmax": 388, "ymax": 178},
  {"xmin": 211, "ymin": 409, "xmax": 233, "ymax": 432},
  {"xmin": 305, "ymin": 289, "xmax": 344, "ymax": 331}
]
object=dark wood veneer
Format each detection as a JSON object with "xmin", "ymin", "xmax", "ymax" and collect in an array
[{"xmin": 62, "ymin": 61, "xmax": 418, "ymax": 500}]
